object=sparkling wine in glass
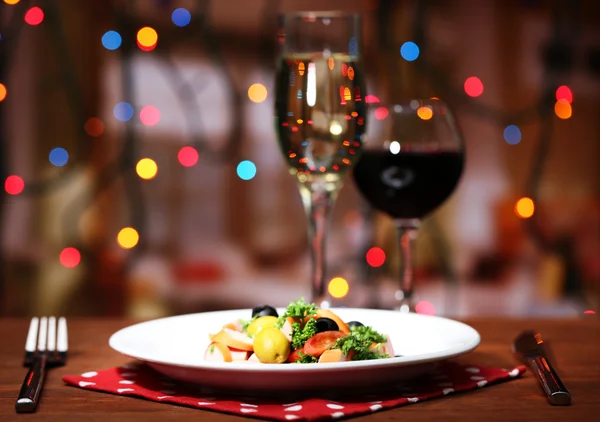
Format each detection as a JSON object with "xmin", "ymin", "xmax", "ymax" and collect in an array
[
  {"xmin": 353, "ymin": 100, "xmax": 465, "ymax": 311},
  {"xmin": 275, "ymin": 12, "xmax": 365, "ymax": 307}
]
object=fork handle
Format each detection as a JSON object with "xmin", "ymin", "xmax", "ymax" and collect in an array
[{"xmin": 15, "ymin": 354, "xmax": 47, "ymax": 413}]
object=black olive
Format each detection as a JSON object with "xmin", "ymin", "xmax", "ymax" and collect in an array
[
  {"xmin": 315, "ymin": 317, "xmax": 339, "ymax": 333},
  {"xmin": 251, "ymin": 305, "xmax": 278, "ymax": 318},
  {"xmin": 347, "ymin": 321, "xmax": 364, "ymax": 328}
]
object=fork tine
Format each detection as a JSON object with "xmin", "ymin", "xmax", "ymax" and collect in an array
[
  {"xmin": 24, "ymin": 317, "xmax": 39, "ymax": 365},
  {"xmin": 47, "ymin": 317, "xmax": 56, "ymax": 353},
  {"xmin": 38, "ymin": 317, "xmax": 48, "ymax": 352},
  {"xmin": 57, "ymin": 317, "xmax": 68, "ymax": 360}
]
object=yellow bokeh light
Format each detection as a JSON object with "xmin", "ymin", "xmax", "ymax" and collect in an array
[
  {"xmin": 515, "ymin": 197, "xmax": 535, "ymax": 219},
  {"xmin": 343, "ymin": 87, "xmax": 351, "ymax": 101},
  {"xmin": 137, "ymin": 27, "xmax": 158, "ymax": 47},
  {"xmin": 328, "ymin": 277, "xmax": 349, "ymax": 299},
  {"xmin": 554, "ymin": 99, "xmax": 572, "ymax": 119},
  {"xmin": 136, "ymin": 158, "xmax": 158, "ymax": 180},
  {"xmin": 298, "ymin": 62, "xmax": 305, "ymax": 76},
  {"xmin": 117, "ymin": 227, "xmax": 139, "ymax": 249},
  {"xmin": 417, "ymin": 106, "xmax": 433, "ymax": 120},
  {"xmin": 3, "ymin": 0, "xmax": 21, "ymax": 5},
  {"xmin": 0, "ymin": 83, "xmax": 6, "ymax": 102},
  {"xmin": 248, "ymin": 83, "xmax": 268, "ymax": 103}
]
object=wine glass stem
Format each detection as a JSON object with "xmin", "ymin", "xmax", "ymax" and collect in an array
[
  {"xmin": 299, "ymin": 185, "xmax": 338, "ymax": 308},
  {"xmin": 394, "ymin": 219, "xmax": 420, "ymax": 311}
]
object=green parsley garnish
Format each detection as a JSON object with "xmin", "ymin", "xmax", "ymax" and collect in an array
[
  {"xmin": 333, "ymin": 325, "xmax": 389, "ymax": 361},
  {"xmin": 241, "ymin": 316, "xmax": 258, "ymax": 333},
  {"xmin": 291, "ymin": 318, "xmax": 318, "ymax": 349},
  {"xmin": 275, "ymin": 298, "xmax": 317, "ymax": 328},
  {"xmin": 293, "ymin": 351, "xmax": 318, "ymax": 364},
  {"xmin": 209, "ymin": 344, "xmax": 215, "ymax": 353}
]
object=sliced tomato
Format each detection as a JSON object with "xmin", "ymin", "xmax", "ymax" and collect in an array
[
  {"xmin": 302, "ymin": 331, "xmax": 346, "ymax": 357},
  {"xmin": 287, "ymin": 348, "xmax": 303, "ymax": 363}
]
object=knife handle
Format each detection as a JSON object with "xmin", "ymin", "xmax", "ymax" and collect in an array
[
  {"xmin": 15, "ymin": 354, "xmax": 47, "ymax": 413},
  {"xmin": 529, "ymin": 355, "xmax": 571, "ymax": 405}
]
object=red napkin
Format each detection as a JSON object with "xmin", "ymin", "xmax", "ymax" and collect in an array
[{"xmin": 63, "ymin": 362, "xmax": 525, "ymax": 421}]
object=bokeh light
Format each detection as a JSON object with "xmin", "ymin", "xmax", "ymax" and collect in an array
[
  {"xmin": 4, "ymin": 0, "xmax": 22, "ymax": 5},
  {"xmin": 417, "ymin": 106, "xmax": 433, "ymax": 120},
  {"xmin": 400, "ymin": 41, "xmax": 420, "ymax": 61},
  {"xmin": 554, "ymin": 99, "xmax": 572, "ymax": 119},
  {"xmin": 464, "ymin": 76, "xmax": 484, "ymax": 97},
  {"xmin": 171, "ymin": 8, "xmax": 191, "ymax": 27},
  {"xmin": 24, "ymin": 7, "xmax": 44, "ymax": 26},
  {"xmin": 101, "ymin": 30, "xmax": 122, "ymax": 50},
  {"xmin": 113, "ymin": 102, "xmax": 134, "ymax": 122},
  {"xmin": 0, "ymin": 83, "xmax": 6, "ymax": 102},
  {"xmin": 503, "ymin": 124, "xmax": 522, "ymax": 145},
  {"xmin": 415, "ymin": 300, "xmax": 436, "ymax": 315},
  {"xmin": 328, "ymin": 277, "xmax": 349, "ymax": 299},
  {"xmin": 366, "ymin": 247, "xmax": 386, "ymax": 267},
  {"xmin": 84, "ymin": 117, "xmax": 104, "ymax": 137},
  {"xmin": 178, "ymin": 146, "xmax": 199, "ymax": 167},
  {"xmin": 137, "ymin": 27, "xmax": 158, "ymax": 48},
  {"xmin": 117, "ymin": 227, "xmax": 139, "ymax": 249},
  {"xmin": 374, "ymin": 106, "xmax": 389, "ymax": 120},
  {"xmin": 248, "ymin": 83, "xmax": 268, "ymax": 103},
  {"xmin": 555, "ymin": 85, "xmax": 572, "ymax": 103},
  {"xmin": 59, "ymin": 247, "xmax": 81, "ymax": 268},
  {"xmin": 136, "ymin": 158, "xmax": 158, "ymax": 180},
  {"xmin": 237, "ymin": 160, "xmax": 257, "ymax": 180},
  {"xmin": 390, "ymin": 141, "xmax": 401, "ymax": 154},
  {"xmin": 5, "ymin": 175, "xmax": 24, "ymax": 195},
  {"xmin": 584, "ymin": 310, "xmax": 596, "ymax": 315},
  {"xmin": 515, "ymin": 197, "xmax": 535, "ymax": 219},
  {"xmin": 140, "ymin": 105, "xmax": 160, "ymax": 126},
  {"xmin": 49, "ymin": 147, "xmax": 69, "ymax": 167},
  {"xmin": 365, "ymin": 94, "xmax": 380, "ymax": 103}
]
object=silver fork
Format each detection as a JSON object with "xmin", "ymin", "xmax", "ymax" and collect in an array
[{"xmin": 15, "ymin": 317, "xmax": 68, "ymax": 413}]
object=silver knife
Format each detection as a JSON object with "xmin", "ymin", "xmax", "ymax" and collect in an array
[{"xmin": 513, "ymin": 330, "xmax": 571, "ymax": 405}]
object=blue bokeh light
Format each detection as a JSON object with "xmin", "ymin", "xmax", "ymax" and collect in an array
[
  {"xmin": 113, "ymin": 102, "xmax": 134, "ymax": 122},
  {"xmin": 236, "ymin": 160, "xmax": 257, "ymax": 181},
  {"xmin": 171, "ymin": 8, "xmax": 191, "ymax": 27},
  {"xmin": 101, "ymin": 30, "xmax": 122, "ymax": 50},
  {"xmin": 49, "ymin": 147, "xmax": 69, "ymax": 167},
  {"xmin": 503, "ymin": 125, "xmax": 522, "ymax": 145},
  {"xmin": 400, "ymin": 41, "xmax": 420, "ymax": 62}
]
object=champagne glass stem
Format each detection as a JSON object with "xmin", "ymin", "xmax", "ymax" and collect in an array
[
  {"xmin": 299, "ymin": 184, "xmax": 338, "ymax": 308},
  {"xmin": 394, "ymin": 219, "xmax": 420, "ymax": 312}
]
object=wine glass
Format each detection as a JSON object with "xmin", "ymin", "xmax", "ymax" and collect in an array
[
  {"xmin": 274, "ymin": 12, "xmax": 366, "ymax": 307},
  {"xmin": 352, "ymin": 99, "xmax": 465, "ymax": 312}
]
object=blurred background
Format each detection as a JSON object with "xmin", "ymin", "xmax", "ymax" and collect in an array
[{"xmin": 0, "ymin": 0, "xmax": 598, "ymax": 319}]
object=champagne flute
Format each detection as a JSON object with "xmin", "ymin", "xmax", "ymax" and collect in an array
[
  {"xmin": 274, "ymin": 12, "xmax": 366, "ymax": 307},
  {"xmin": 353, "ymin": 100, "xmax": 465, "ymax": 311}
]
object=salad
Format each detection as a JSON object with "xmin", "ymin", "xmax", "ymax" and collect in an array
[{"xmin": 204, "ymin": 299, "xmax": 394, "ymax": 364}]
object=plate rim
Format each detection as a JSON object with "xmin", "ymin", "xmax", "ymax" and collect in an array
[{"xmin": 109, "ymin": 308, "xmax": 481, "ymax": 372}]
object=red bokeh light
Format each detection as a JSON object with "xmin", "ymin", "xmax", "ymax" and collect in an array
[
  {"xmin": 178, "ymin": 146, "xmax": 199, "ymax": 167},
  {"xmin": 137, "ymin": 41, "xmax": 156, "ymax": 52},
  {"xmin": 59, "ymin": 247, "xmax": 81, "ymax": 268},
  {"xmin": 5, "ymin": 175, "xmax": 24, "ymax": 195},
  {"xmin": 374, "ymin": 107, "xmax": 389, "ymax": 120},
  {"xmin": 140, "ymin": 105, "xmax": 160, "ymax": 126},
  {"xmin": 366, "ymin": 247, "xmax": 386, "ymax": 267},
  {"xmin": 24, "ymin": 7, "xmax": 44, "ymax": 26},
  {"xmin": 584, "ymin": 310, "xmax": 596, "ymax": 315},
  {"xmin": 555, "ymin": 85, "xmax": 573, "ymax": 104},
  {"xmin": 464, "ymin": 76, "xmax": 484, "ymax": 97},
  {"xmin": 415, "ymin": 300, "xmax": 436, "ymax": 315},
  {"xmin": 365, "ymin": 95, "xmax": 380, "ymax": 104}
]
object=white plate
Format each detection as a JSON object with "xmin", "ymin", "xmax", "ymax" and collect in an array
[{"xmin": 109, "ymin": 308, "xmax": 480, "ymax": 393}]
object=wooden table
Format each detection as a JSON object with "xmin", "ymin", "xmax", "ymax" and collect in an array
[{"xmin": 0, "ymin": 318, "xmax": 598, "ymax": 421}]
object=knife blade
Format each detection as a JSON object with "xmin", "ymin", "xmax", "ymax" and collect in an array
[{"xmin": 513, "ymin": 330, "xmax": 571, "ymax": 405}]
